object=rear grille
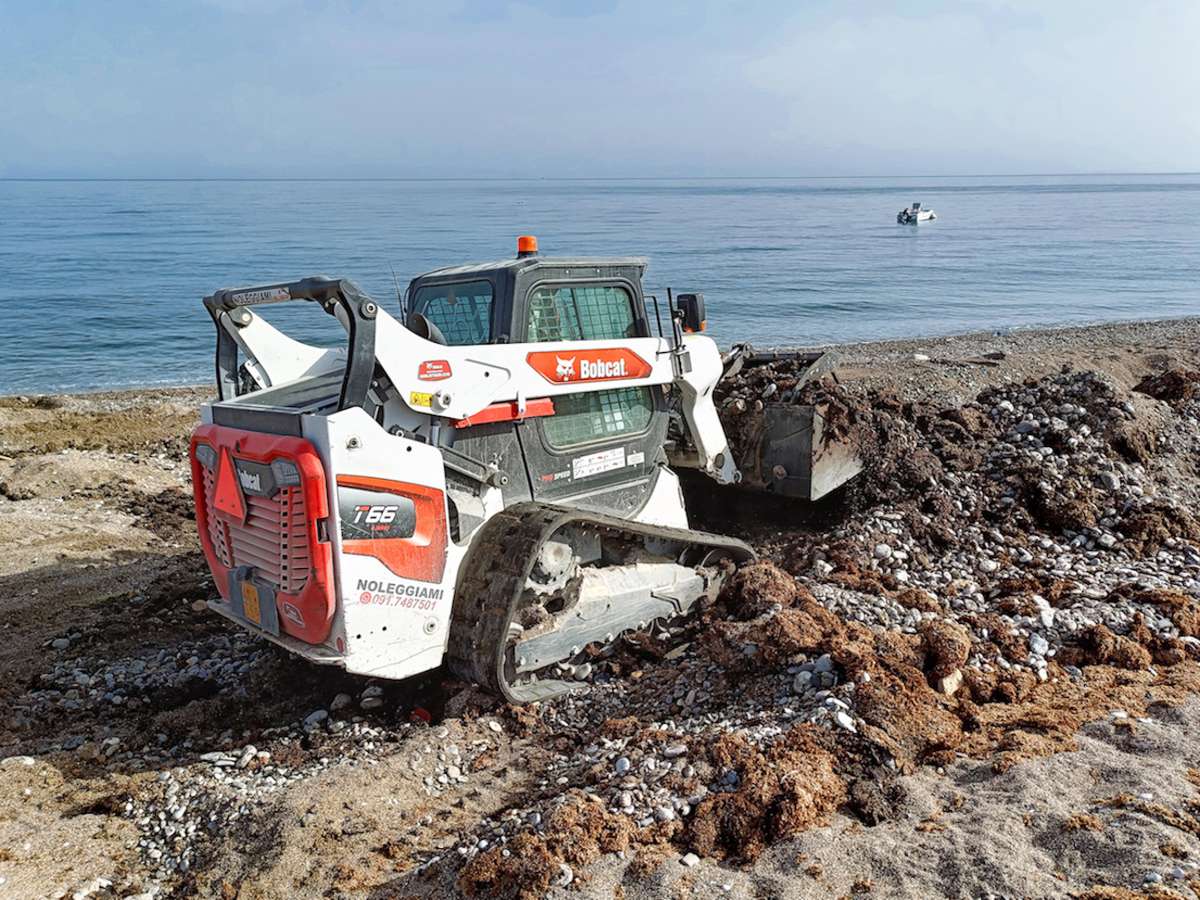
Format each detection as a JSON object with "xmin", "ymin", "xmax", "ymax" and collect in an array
[{"xmin": 200, "ymin": 465, "xmax": 310, "ymax": 595}]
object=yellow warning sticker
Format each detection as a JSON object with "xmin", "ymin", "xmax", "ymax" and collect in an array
[{"xmin": 409, "ymin": 391, "xmax": 433, "ymax": 409}]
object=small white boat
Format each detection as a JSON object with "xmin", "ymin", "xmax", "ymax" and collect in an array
[{"xmin": 897, "ymin": 202, "xmax": 936, "ymax": 224}]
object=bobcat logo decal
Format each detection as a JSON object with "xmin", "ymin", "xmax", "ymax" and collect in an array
[{"xmin": 526, "ymin": 348, "xmax": 651, "ymax": 384}]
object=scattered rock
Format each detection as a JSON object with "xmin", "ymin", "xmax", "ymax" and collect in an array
[
  {"xmin": 303, "ymin": 709, "xmax": 329, "ymax": 730},
  {"xmin": 936, "ymin": 669, "xmax": 964, "ymax": 696}
]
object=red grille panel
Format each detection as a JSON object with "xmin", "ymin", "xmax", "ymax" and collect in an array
[
  {"xmin": 190, "ymin": 424, "xmax": 335, "ymax": 646},
  {"xmin": 199, "ymin": 470, "xmax": 310, "ymax": 593},
  {"xmin": 201, "ymin": 467, "xmax": 232, "ymax": 567},
  {"xmin": 228, "ymin": 488, "xmax": 308, "ymax": 594}
]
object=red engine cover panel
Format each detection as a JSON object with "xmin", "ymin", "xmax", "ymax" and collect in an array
[
  {"xmin": 337, "ymin": 475, "xmax": 448, "ymax": 584},
  {"xmin": 190, "ymin": 424, "xmax": 336, "ymax": 645}
]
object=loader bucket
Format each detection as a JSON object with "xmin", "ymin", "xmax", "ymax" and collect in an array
[
  {"xmin": 731, "ymin": 402, "xmax": 864, "ymax": 501},
  {"xmin": 717, "ymin": 346, "xmax": 865, "ymax": 502}
]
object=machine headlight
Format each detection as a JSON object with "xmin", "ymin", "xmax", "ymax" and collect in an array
[
  {"xmin": 194, "ymin": 443, "xmax": 217, "ymax": 469},
  {"xmin": 271, "ymin": 459, "xmax": 301, "ymax": 487}
]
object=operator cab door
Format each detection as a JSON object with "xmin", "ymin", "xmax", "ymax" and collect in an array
[
  {"xmin": 410, "ymin": 275, "xmax": 538, "ymax": 519},
  {"xmin": 514, "ymin": 281, "xmax": 668, "ymax": 517}
]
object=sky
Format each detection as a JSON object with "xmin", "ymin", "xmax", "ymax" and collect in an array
[{"xmin": 1, "ymin": 0, "xmax": 1197, "ymax": 178}]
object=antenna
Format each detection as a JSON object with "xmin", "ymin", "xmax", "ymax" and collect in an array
[
  {"xmin": 389, "ymin": 263, "xmax": 404, "ymax": 318},
  {"xmin": 648, "ymin": 294, "xmax": 665, "ymax": 340}
]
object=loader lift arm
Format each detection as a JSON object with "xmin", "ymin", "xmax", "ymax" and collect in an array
[{"xmin": 203, "ymin": 276, "xmax": 741, "ymax": 484}]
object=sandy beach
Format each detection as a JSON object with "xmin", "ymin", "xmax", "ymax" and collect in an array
[{"xmin": 2, "ymin": 317, "xmax": 1199, "ymax": 899}]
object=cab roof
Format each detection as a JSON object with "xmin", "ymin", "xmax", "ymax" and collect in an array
[{"xmin": 416, "ymin": 255, "xmax": 648, "ymax": 279}]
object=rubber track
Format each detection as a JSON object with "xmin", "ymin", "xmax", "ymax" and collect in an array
[{"xmin": 445, "ymin": 501, "xmax": 754, "ymax": 704}]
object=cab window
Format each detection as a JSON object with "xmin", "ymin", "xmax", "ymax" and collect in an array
[
  {"xmin": 527, "ymin": 284, "xmax": 636, "ymax": 343},
  {"xmin": 412, "ymin": 280, "xmax": 493, "ymax": 345},
  {"xmin": 543, "ymin": 387, "xmax": 654, "ymax": 449}
]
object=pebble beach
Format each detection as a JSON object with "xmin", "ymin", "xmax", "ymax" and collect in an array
[{"xmin": 1, "ymin": 317, "xmax": 1199, "ymax": 899}]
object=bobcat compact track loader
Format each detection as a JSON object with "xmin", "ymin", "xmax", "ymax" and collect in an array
[{"xmin": 189, "ymin": 237, "xmax": 860, "ymax": 702}]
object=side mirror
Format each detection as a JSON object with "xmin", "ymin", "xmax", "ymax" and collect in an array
[{"xmin": 676, "ymin": 293, "xmax": 706, "ymax": 334}]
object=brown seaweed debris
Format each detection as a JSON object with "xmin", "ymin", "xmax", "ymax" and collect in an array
[
  {"xmin": 1073, "ymin": 889, "xmax": 1174, "ymax": 900},
  {"xmin": 1119, "ymin": 501, "xmax": 1200, "ymax": 556},
  {"xmin": 457, "ymin": 792, "xmax": 642, "ymax": 900},
  {"xmin": 852, "ymin": 662, "xmax": 965, "ymax": 770},
  {"xmin": 1097, "ymin": 793, "xmax": 1200, "ymax": 838},
  {"xmin": 1109, "ymin": 420, "xmax": 1159, "ymax": 464},
  {"xmin": 957, "ymin": 661, "xmax": 1200, "ymax": 773},
  {"xmin": 119, "ymin": 484, "xmax": 196, "ymax": 535},
  {"xmin": 1057, "ymin": 624, "xmax": 1153, "ymax": 671},
  {"xmin": 1062, "ymin": 813, "xmax": 1105, "ymax": 832},
  {"xmin": 481, "ymin": 569, "xmax": 1200, "ymax": 887},
  {"xmin": 700, "ymin": 577, "xmax": 848, "ymax": 670},
  {"xmin": 1106, "ymin": 585, "xmax": 1200, "ymax": 640},
  {"xmin": 1026, "ymin": 483, "xmax": 1101, "ymax": 532},
  {"xmin": 918, "ymin": 619, "xmax": 971, "ymax": 679},
  {"xmin": 685, "ymin": 727, "xmax": 846, "ymax": 862},
  {"xmin": 893, "ymin": 587, "xmax": 942, "ymax": 613},
  {"xmin": 1134, "ymin": 368, "xmax": 1200, "ymax": 406},
  {"xmin": 711, "ymin": 564, "xmax": 1200, "ymax": 782},
  {"xmin": 718, "ymin": 560, "xmax": 811, "ymax": 619},
  {"xmin": 457, "ymin": 832, "xmax": 558, "ymax": 900}
]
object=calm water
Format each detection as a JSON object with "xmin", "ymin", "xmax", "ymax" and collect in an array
[{"xmin": 1, "ymin": 176, "xmax": 1198, "ymax": 394}]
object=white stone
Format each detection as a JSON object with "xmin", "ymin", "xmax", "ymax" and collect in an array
[
  {"xmin": 937, "ymin": 670, "xmax": 964, "ymax": 696},
  {"xmin": 303, "ymin": 709, "xmax": 329, "ymax": 729}
]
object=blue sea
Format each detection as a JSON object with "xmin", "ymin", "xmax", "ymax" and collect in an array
[{"xmin": 1, "ymin": 176, "xmax": 1198, "ymax": 394}]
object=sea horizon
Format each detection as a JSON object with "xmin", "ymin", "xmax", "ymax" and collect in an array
[{"xmin": 3, "ymin": 173, "xmax": 1198, "ymax": 394}]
